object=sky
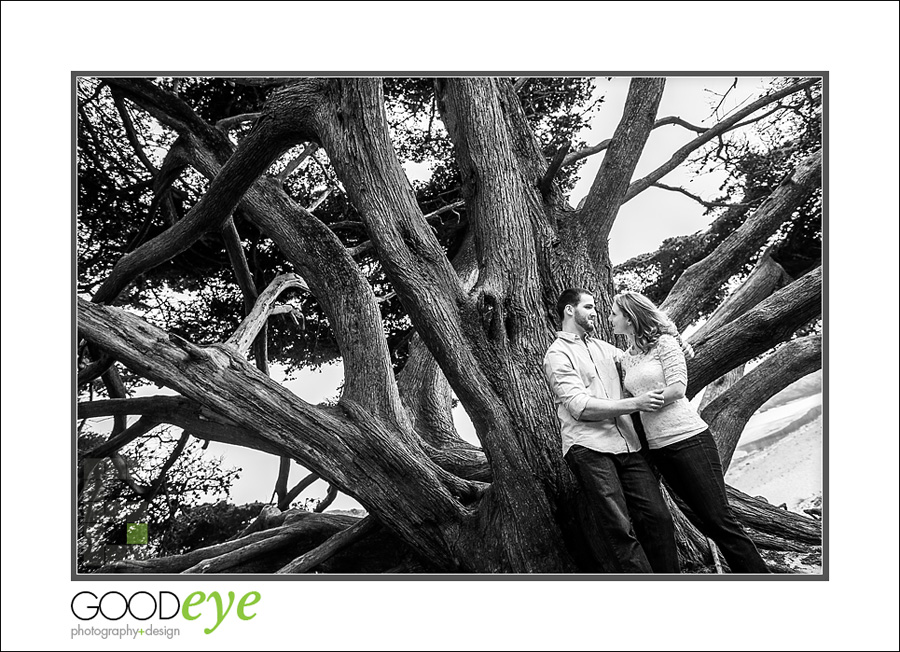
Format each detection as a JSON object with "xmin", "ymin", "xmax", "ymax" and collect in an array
[{"xmin": 576, "ymin": 76, "xmax": 772, "ymax": 264}]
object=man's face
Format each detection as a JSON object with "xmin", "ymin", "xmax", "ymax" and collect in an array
[{"xmin": 572, "ymin": 294, "xmax": 597, "ymax": 335}]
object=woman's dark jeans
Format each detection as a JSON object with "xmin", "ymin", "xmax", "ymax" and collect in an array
[
  {"xmin": 648, "ymin": 430, "xmax": 770, "ymax": 573},
  {"xmin": 565, "ymin": 445, "xmax": 680, "ymax": 573}
]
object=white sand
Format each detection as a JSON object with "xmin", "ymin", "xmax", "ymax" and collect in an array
[
  {"xmin": 725, "ymin": 414, "xmax": 823, "ymax": 511},
  {"xmin": 739, "ymin": 393, "xmax": 822, "ymax": 445}
]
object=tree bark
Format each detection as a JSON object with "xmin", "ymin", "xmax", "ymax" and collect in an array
[
  {"xmin": 78, "ymin": 395, "xmax": 494, "ymax": 484},
  {"xmin": 278, "ymin": 472, "xmax": 319, "ymax": 511},
  {"xmin": 669, "ymin": 478, "xmax": 821, "ymax": 569},
  {"xmin": 91, "ymin": 112, "xmax": 294, "ymax": 305},
  {"xmin": 691, "ymin": 249, "xmax": 794, "ymax": 344},
  {"xmin": 78, "ymin": 298, "xmax": 475, "ymax": 570},
  {"xmin": 697, "ymin": 367, "xmax": 745, "ymax": 413},
  {"xmin": 277, "ymin": 516, "xmax": 379, "ymax": 574},
  {"xmin": 78, "ymin": 353, "xmax": 115, "ymax": 387},
  {"xmin": 302, "ymin": 77, "xmax": 574, "ymax": 570},
  {"xmin": 78, "ymin": 396, "xmax": 283, "ymax": 456},
  {"xmin": 695, "ymin": 251, "xmax": 793, "ymax": 410},
  {"xmin": 226, "ymin": 274, "xmax": 309, "ymax": 355},
  {"xmin": 103, "ymin": 512, "xmax": 360, "ymax": 574},
  {"xmin": 81, "ymin": 415, "xmax": 160, "ymax": 461},
  {"xmin": 687, "ymin": 266, "xmax": 822, "ymax": 398},
  {"xmin": 220, "ymin": 215, "xmax": 269, "ymax": 372},
  {"xmin": 562, "ymin": 115, "xmax": 706, "ymax": 168},
  {"xmin": 728, "ymin": 486, "xmax": 821, "ymax": 544},
  {"xmin": 274, "ymin": 457, "xmax": 291, "ymax": 509},
  {"xmin": 105, "ymin": 77, "xmax": 410, "ymax": 429},
  {"xmin": 553, "ymin": 78, "xmax": 666, "ymax": 340},
  {"xmin": 397, "ymin": 334, "xmax": 460, "ymax": 448},
  {"xmin": 581, "ymin": 78, "xmax": 665, "ymax": 241},
  {"xmin": 663, "ymin": 149, "xmax": 821, "ymax": 327}
]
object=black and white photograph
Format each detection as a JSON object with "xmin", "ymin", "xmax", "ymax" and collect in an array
[
  {"xmin": 73, "ymin": 74, "xmax": 824, "ymax": 576},
  {"xmin": 2, "ymin": 2, "xmax": 898, "ymax": 650}
]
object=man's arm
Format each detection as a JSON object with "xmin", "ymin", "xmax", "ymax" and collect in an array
[
  {"xmin": 543, "ymin": 349, "xmax": 664, "ymax": 421},
  {"xmin": 580, "ymin": 393, "xmax": 665, "ymax": 420}
]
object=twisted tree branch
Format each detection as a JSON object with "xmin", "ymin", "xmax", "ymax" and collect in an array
[
  {"xmin": 581, "ymin": 77, "xmax": 665, "ymax": 240},
  {"xmin": 78, "ymin": 298, "xmax": 471, "ymax": 569},
  {"xmin": 227, "ymin": 273, "xmax": 310, "ymax": 356},
  {"xmin": 703, "ymin": 334, "xmax": 822, "ymax": 469},
  {"xmin": 278, "ymin": 472, "xmax": 320, "ymax": 511},
  {"xmin": 662, "ymin": 148, "xmax": 821, "ymax": 327},
  {"xmin": 216, "ymin": 112, "xmax": 262, "ymax": 131},
  {"xmin": 111, "ymin": 90, "xmax": 157, "ymax": 174},
  {"xmin": 562, "ymin": 114, "xmax": 707, "ymax": 168},
  {"xmin": 109, "ymin": 77, "xmax": 408, "ymax": 425},
  {"xmin": 277, "ymin": 516, "xmax": 379, "ymax": 574},
  {"xmin": 687, "ymin": 266, "xmax": 822, "ymax": 397}
]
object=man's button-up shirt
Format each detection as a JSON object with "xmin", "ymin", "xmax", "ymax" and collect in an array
[{"xmin": 543, "ymin": 331, "xmax": 641, "ymax": 456}]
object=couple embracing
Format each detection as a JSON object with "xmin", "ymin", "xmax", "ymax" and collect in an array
[{"xmin": 543, "ymin": 288, "xmax": 769, "ymax": 574}]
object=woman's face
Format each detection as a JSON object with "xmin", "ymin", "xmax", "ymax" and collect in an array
[{"xmin": 609, "ymin": 302, "xmax": 631, "ymax": 336}]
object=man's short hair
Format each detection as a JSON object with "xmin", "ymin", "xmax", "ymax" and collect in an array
[{"xmin": 556, "ymin": 288, "xmax": 590, "ymax": 321}]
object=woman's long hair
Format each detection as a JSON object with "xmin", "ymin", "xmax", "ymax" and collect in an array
[{"xmin": 613, "ymin": 291, "xmax": 680, "ymax": 353}]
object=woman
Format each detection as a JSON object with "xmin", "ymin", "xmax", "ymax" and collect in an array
[{"xmin": 610, "ymin": 290, "xmax": 769, "ymax": 573}]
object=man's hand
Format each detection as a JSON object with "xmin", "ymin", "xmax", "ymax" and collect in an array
[{"xmin": 633, "ymin": 390, "xmax": 665, "ymax": 412}]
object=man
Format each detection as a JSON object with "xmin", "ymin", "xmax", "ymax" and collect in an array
[{"xmin": 543, "ymin": 288, "xmax": 679, "ymax": 573}]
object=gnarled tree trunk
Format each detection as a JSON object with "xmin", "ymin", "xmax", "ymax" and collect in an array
[{"xmin": 78, "ymin": 76, "xmax": 823, "ymax": 573}]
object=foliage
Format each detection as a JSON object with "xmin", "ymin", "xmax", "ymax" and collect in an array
[
  {"xmin": 77, "ymin": 425, "xmax": 240, "ymax": 571},
  {"xmin": 157, "ymin": 501, "xmax": 265, "ymax": 556},
  {"xmin": 615, "ymin": 78, "xmax": 822, "ymax": 327},
  {"xmin": 77, "ymin": 77, "xmax": 605, "ymax": 376}
]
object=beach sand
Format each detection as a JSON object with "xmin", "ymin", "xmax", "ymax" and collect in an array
[{"xmin": 725, "ymin": 413, "xmax": 823, "ymax": 512}]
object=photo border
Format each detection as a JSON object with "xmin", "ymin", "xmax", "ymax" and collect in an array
[{"xmin": 72, "ymin": 70, "xmax": 828, "ymax": 582}]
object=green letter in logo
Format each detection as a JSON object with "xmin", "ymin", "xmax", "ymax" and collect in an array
[
  {"xmin": 237, "ymin": 592, "xmax": 261, "ymax": 621},
  {"xmin": 182, "ymin": 591, "xmax": 205, "ymax": 621}
]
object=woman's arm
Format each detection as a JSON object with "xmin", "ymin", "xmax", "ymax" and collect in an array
[
  {"xmin": 656, "ymin": 334, "xmax": 689, "ymax": 405},
  {"xmin": 659, "ymin": 380, "xmax": 686, "ymax": 406},
  {"xmin": 663, "ymin": 321, "xmax": 694, "ymax": 359}
]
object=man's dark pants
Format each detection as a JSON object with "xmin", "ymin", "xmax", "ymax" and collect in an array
[{"xmin": 565, "ymin": 444, "xmax": 680, "ymax": 573}]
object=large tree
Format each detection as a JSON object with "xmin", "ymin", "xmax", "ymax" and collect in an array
[{"xmin": 76, "ymin": 75, "xmax": 822, "ymax": 573}]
